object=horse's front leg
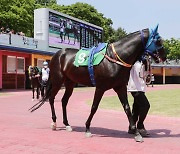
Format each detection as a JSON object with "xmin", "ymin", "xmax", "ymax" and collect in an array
[
  {"xmin": 64, "ymin": 33, "xmax": 66, "ymax": 41},
  {"xmin": 73, "ymin": 35, "xmax": 76, "ymax": 44},
  {"xmin": 85, "ymin": 88, "xmax": 105, "ymax": 137},
  {"xmin": 32, "ymin": 87, "xmax": 35, "ymax": 101},
  {"xmin": 114, "ymin": 86, "xmax": 143, "ymax": 142},
  {"xmin": 61, "ymin": 80, "xmax": 75, "ymax": 132},
  {"xmin": 68, "ymin": 34, "xmax": 70, "ymax": 44}
]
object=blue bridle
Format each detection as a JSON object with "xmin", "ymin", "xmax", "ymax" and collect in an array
[{"xmin": 140, "ymin": 24, "xmax": 163, "ymax": 60}]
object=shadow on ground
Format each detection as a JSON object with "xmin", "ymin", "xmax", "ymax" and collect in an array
[{"xmin": 54, "ymin": 126, "xmax": 180, "ymax": 139}]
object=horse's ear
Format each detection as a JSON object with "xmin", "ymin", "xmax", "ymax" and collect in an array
[
  {"xmin": 153, "ymin": 24, "xmax": 159, "ymax": 34},
  {"xmin": 28, "ymin": 65, "xmax": 31, "ymax": 73},
  {"xmin": 149, "ymin": 24, "xmax": 159, "ymax": 35}
]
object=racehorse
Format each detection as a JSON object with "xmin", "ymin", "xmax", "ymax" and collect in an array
[
  {"xmin": 28, "ymin": 66, "xmax": 41, "ymax": 101},
  {"xmin": 64, "ymin": 25, "xmax": 79, "ymax": 44},
  {"xmin": 30, "ymin": 25, "xmax": 166, "ymax": 142}
]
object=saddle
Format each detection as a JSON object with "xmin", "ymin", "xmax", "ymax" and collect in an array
[
  {"xmin": 74, "ymin": 43, "xmax": 108, "ymax": 86},
  {"xmin": 89, "ymin": 43, "xmax": 107, "ymax": 54}
]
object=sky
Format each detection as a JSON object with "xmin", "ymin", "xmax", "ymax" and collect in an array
[{"xmin": 57, "ymin": 0, "xmax": 180, "ymax": 39}]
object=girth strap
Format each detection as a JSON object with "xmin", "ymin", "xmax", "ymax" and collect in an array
[{"xmin": 87, "ymin": 47, "xmax": 96, "ymax": 86}]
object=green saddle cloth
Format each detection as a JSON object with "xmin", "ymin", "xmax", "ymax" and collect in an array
[{"xmin": 74, "ymin": 43, "xmax": 108, "ymax": 67}]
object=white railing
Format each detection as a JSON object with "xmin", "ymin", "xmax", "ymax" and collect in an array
[{"xmin": 0, "ymin": 33, "xmax": 54, "ymax": 52}]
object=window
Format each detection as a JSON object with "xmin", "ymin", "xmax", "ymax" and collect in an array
[
  {"xmin": 7, "ymin": 56, "xmax": 25, "ymax": 74},
  {"xmin": 7, "ymin": 56, "xmax": 16, "ymax": 73},
  {"xmin": 17, "ymin": 57, "xmax": 25, "ymax": 73},
  {"xmin": 37, "ymin": 59, "xmax": 44, "ymax": 68}
]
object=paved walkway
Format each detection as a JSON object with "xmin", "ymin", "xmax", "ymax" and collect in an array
[{"xmin": 0, "ymin": 84, "xmax": 180, "ymax": 154}]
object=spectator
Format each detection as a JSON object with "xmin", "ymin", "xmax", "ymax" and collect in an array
[
  {"xmin": 6, "ymin": 26, "xmax": 10, "ymax": 33},
  {"xmin": 17, "ymin": 31, "xmax": 25, "ymax": 36},
  {"xmin": 0, "ymin": 26, "xmax": 6, "ymax": 34},
  {"xmin": 9, "ymin": 29, "xmax": 15, "ymax": 34},
  {"xmin": 59, "ymin": 19, "xmax": 65, "ymax": 42}
]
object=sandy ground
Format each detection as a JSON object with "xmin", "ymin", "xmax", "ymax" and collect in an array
[{"xmin": 0, "ymin": 84, "xmax": 180, "ymax": 154}]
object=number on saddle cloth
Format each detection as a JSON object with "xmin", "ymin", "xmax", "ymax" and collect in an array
[{"xmin": 74, "ymin": 43, "xmax": 108, "ymax": 86}]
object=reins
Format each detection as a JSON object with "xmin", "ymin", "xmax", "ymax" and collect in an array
[
  {"xmin": 103, "ymin": 28, "xmax": 159, "ymax": 68},
  {"xmin": 138, "ymin": 56, "xmax": 152, "ymax": 84}
]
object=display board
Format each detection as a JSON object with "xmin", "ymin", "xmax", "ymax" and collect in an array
[{"xmin": 48, "ymin": 11, "xmax": 103, "ymax": 49}]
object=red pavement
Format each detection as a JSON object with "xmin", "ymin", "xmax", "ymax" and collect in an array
[{"xmin": 0, "ymin": 84, "xmax": 180, "ymax": 154}]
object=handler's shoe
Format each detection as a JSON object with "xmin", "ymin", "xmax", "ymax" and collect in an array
[
  {"xmin": 128, "ymin": 127, "xmax": 136, "ymax": 134},
  {"xmin": 138, "ymin": 128, "xmax": 150, "ymax": 137}
]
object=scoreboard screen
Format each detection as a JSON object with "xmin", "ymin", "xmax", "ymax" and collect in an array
[{"xmin": 48, "ymin": 11, "xmax": 103, "ymax": 49}]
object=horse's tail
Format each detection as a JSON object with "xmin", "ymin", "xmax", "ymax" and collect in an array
[{"xmin": 29, "ymin": 76, "xmax": 52, "ymax": 112}]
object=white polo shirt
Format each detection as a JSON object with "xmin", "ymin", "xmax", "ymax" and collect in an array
[
  {"xmin": 127, "ymin": 61, "xmax": 146, "ymax": 92},
  {"xmin": 42, "ymin": 67, "xmax": 50, "ymax": 81}
]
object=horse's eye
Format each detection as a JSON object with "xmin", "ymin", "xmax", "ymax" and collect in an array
[{"xmin": 155, "ymin": 39, "xmax": 163, "ymax": 46}]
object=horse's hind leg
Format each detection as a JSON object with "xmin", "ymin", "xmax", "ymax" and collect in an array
[
  {"xmin": 64, "ymin": 33, "xmax": 66, "ymax": 41},
  {"xmin": 73, "ymin": 35, "xmax": 75, "ymax": 44},
  {"xmin": 32, "ymin": 87, "xmax": 35, "ymax": 101},
  {"xmin": 85, "ymin": 88, "xmax": 105, "ymax": 137},
  {"xmin": 61, "ymin": 79, "xmax": 75, "ymax": 131},
  {"xmin": 36, "ymin": 87, "xmax": 39, "ymax": 100},
  {"xmin": 68, "ymin": 34, "xmax": 70, "ymax": 44},
  {"xmin": 49, "ymin": 84, "xmax": 62, "ymax": 130}
]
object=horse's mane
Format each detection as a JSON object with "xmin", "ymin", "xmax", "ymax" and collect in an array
[
  {"xmin": 34, "ymin": 66, "xmax": 41, "ymax": 73},
  {"xmin": 113, "ymin": 28, "xmax": 149, "ymax": 45}
]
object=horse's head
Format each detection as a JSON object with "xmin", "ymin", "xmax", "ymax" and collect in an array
[
  {"xmin": 28, "ymin": 66, "xmax": 33, "ymax": 77},
  {"xmin": 28, "ymin": 66, "xmax": 40, "ymax": 79},
  {"xmin": 143, "ymin": 25, "xmax": 166, "ymax": 63}
]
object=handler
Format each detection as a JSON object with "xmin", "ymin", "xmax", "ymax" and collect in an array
[
  {"xmin": 127, "ymin": 60, "xmax": 150, "ymax": 137},
  {"xmin": 41, "ymin": 61, "xmax": 50, "ymax": 97}
]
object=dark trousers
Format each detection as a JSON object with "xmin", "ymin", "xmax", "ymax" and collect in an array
[
  {"xmin": 41, "ymin": 80, "xmax": 47, "ymax": 97},
  {"xmin": 131, "ymin": 92, "xmax": 150, "ymax": 129}
]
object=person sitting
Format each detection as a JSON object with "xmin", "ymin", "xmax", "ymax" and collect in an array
[
  {"xmin": 41, "ymin": 61, "xmax": 50, "ymax": 97},
  {"xmin": 127, "ymin": 60, "xmax": 150, "ymax": 137}
]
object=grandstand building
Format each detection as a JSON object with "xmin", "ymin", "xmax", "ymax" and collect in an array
[{"xmin": 0, "ymin": 8, "xmax": 103, "ymax": 89}]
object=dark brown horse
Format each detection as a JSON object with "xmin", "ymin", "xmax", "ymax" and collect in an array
[
  {"xmin": 28, "ymin": 66, "xmax": 41, "ymax": 101},
  {"xmin": 30, "ymin": 25, "xmax": 166, "ymax": 142},
  {"xmin": 64, "ymin": 25, "xmax": 79, "ymax": 44}
]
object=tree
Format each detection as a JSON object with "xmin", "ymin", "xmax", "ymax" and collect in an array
[
  {"xmin": 163, "ymin": 38, "xmax": 180, "ymax": 60},
  {"xmin": 0, "ymin": 0, "xmax": 36, "ymax": 36},
  {"xmin": 35, "ymin": 0, "xmax": 57, "ymax": 6},
  {"xmin": 108, "ymin": 27, "xmax": 128, "ymax": 43},
  {"xmin": 49, "ymin": 2, "xmax": 114, "ymax": 42},
  {"xmin": 0, "ymin": 1, "xmax": 126, "ymax": 42}
]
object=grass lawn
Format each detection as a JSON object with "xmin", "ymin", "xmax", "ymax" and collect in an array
[
  {"xmin": 0, "ymin": 93, "xmax": 11, "ymax": 97},
  {"xmin": 74, "ymin": 87, "xmax": 95, "ymax": 92},
  {"xmin": 87, "ymin": 88, "xmax": 180, "ymax": 117}
]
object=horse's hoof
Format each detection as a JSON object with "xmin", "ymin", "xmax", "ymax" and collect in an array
[
  {"xmin": 85, "ymin": 131, "xmax": 92, "ymax": 138},
  {"xmin": 135, "ymin": 134, "xmax": 144, "ymax": 142},
  {"xmin": 50, "ymin": 122, "xmax": 57, "ymax": 130},
  {"xmin": 66, "ymin": 126, "xmax": 73, "ymax": 132}
]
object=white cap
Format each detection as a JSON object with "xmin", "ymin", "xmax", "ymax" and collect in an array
[{"xmin": 43, "ymin": 61, "xmax": 48, "ymax": 65}]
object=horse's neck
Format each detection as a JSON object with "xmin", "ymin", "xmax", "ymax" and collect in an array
[{"xmin": 114, "ymin": 29, "xmax": 149, "ymax": 66}]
